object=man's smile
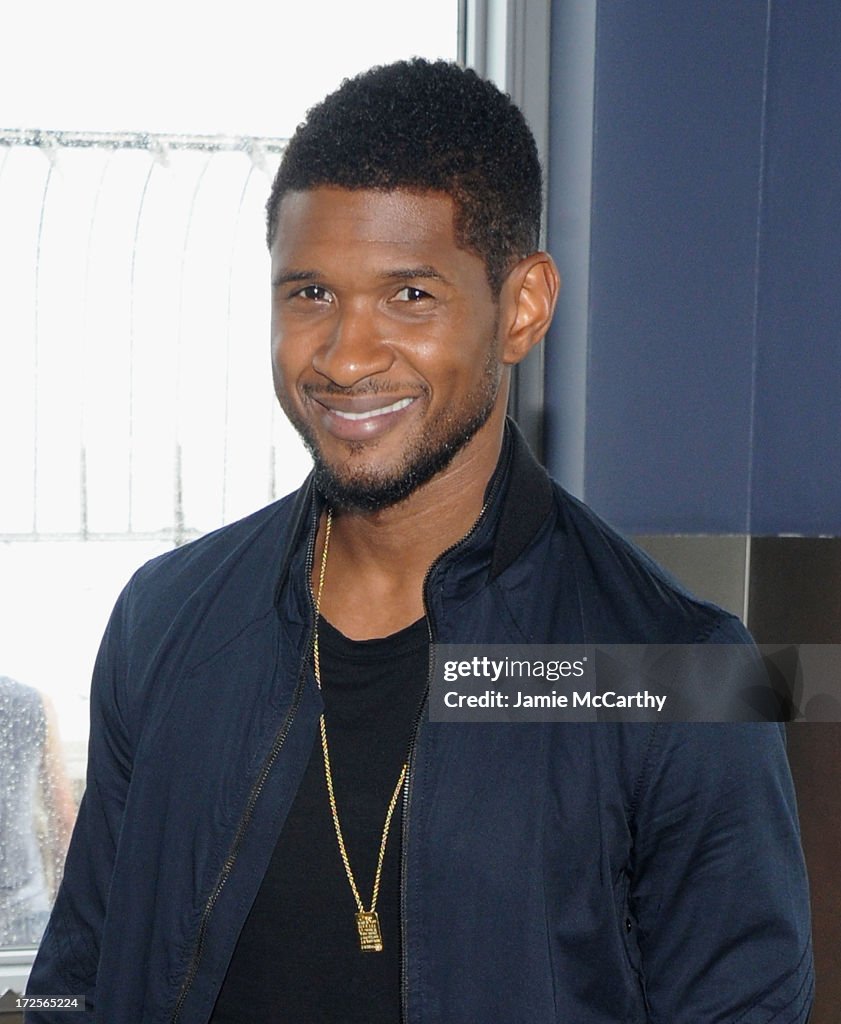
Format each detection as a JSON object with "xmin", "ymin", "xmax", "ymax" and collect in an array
[
  {"xmin": 306, "ymin": 389, "xmax": 422, "ymax": 442},
  {"xmin": 313, "ymin": 395, "xmax": 417, "ymax": 422}
]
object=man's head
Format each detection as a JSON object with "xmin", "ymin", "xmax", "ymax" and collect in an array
[
  {"xmin": 267, "ymin": 61, "xmax": 557, "ymax": 515},
  {"xmin": 266, "ymin": 59, "xmax": 542, "ymax": 295}
]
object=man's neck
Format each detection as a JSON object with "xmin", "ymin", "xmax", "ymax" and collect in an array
[{"xmin": 313, "ymin": 416, "xmax": 505, "ymax": 640}]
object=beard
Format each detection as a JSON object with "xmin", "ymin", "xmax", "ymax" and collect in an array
[{"xmin": 278, "ymin": 349, "xmax": 502, "ymax": 514}]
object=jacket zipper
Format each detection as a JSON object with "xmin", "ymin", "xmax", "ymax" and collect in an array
[
  {"xmin": 399, "ymin": 462, "xmax": 505, "ymax": 1023},
  {"xmin": 170, "ymin": 508, "xmax": 321, "ymax": 1024},
  {"xmin": 170, "ymin": 470, "xmax": 504, "ymax": 1023}
]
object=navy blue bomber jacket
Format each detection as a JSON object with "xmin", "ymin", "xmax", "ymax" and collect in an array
[{"xmin": 28, "ymin": 423, "xmax": 814, "ymax": 1023}]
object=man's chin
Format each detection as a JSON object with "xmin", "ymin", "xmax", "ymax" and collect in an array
[
  {"xmin": 312, "ymin": 460, "xmax": 430, "ymax": 514},
  {"xmin": 311, "ymin": 429, "xmax": 481, "ymax": 514}
]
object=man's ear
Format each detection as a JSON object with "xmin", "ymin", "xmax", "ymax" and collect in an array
[{"xmin": 499, "ymin": 252, "xmax": 561, "ymax": 365}]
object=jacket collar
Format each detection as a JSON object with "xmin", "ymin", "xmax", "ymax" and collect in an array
[{"xmin": 488, "ymin": 419, "xmax": 554, "ymax": 580}]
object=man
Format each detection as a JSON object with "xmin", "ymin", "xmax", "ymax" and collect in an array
[{"xmin": 28, "ymin": 60, "xmax": 812, "ymax": 1022}]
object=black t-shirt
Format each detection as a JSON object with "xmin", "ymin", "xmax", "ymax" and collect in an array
[{"xmin": 210, "ymin": 615, "xmax": 428, "ymax": 1024}]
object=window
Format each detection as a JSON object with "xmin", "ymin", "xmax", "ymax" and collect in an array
[{"xmin": 0, "ymin": 0, "xmax": 458, "ymax": 977}]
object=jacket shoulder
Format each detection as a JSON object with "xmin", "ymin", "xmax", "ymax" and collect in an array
[
  {"xmin": 136, "ymin": 491, "xmax": 297, "ymax": 596},
  {"xmin": 112, "ymin": 484, "xmax": 311, "ymax": 667},
  {"xmin": 551, "ymin": 484, "xmax": 747, "ymax": 644}
]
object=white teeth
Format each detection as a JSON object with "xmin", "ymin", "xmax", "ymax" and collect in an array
[{"xmin": 332, "ymin": 397, "xmax": 414, "ymax": 421}]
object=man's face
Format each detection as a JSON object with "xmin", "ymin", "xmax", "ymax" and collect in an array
[{"xmin": 269, "ymin": 187, "xmax": 507, "ymax": 512}]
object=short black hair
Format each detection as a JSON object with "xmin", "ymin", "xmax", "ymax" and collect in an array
[{"xmin": 266, "ymin": 59, "xmax": 542, "ymax": 294}]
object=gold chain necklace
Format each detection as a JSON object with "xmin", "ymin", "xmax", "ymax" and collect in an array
[{"xmin": 312, "ymin": 508, "xmax": 408, "ymax": 953}]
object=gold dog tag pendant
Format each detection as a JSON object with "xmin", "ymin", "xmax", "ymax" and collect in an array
[{"xmin": 356, "ymin": 910, "xmax": 384, "ymax": 952}]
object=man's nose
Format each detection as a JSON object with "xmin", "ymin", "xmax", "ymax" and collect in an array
[{"xmin": 311, "ymin": 303, "xmax": 394, "ymax": 388}]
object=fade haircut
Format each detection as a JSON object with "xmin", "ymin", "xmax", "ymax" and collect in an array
[{"xmin": 265, "ymin": 59, "xmax": 542, "ymax": 294}]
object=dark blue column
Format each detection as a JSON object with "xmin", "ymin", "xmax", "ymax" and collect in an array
[
  {"xmin": 751, "ymin": 4, "xmax": 841, "ymax": 533},
  {"xmin": 545, "ymin": 0, "xmax": 841, "ymax": 536}
]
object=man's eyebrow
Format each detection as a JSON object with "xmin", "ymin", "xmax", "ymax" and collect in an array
[
  {"xmin": 271, "ymin": 269, "xmax": 323, "ymax": 288},
  {"xmin": 380, "ymin": 266, "xmax": 451, "ymax": 285},
  {"xmin": 272, "ymin": 266, "xmax": 452, "ymax": 288}
]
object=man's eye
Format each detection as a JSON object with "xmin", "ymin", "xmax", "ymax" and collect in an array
[
  {"xmin": 394, "ymin": 286, "xmax": 431, "ymax": 302},
  {"xmin": 295, "ymin": 285, "xmax": 333, "ymax": 302}
]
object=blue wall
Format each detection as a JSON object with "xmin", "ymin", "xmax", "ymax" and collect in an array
[{"xmin": 545, "ymin": 1, "xmax": 841, "ymax": 535}]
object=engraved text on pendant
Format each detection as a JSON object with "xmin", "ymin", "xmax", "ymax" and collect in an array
[{"xmin": 356, "ymin": 910, "xmax": 384, "ymax": 952}]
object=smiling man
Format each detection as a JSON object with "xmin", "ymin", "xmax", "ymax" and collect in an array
[{"xmin": 28, "ymin": 60, "xmax": 812, "ymax": 1023}]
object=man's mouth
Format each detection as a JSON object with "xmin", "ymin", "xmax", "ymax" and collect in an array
[
  {"xmin": 308, "ymin": 392, "xmax": 420, "ymax": 442},
  {"xmin": 329, "ymin": 396, "xmax": 415, "ymax": 421}
]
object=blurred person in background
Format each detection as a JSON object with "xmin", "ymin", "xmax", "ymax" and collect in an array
[{"xmin": 0, "ymin": 675, "xmax": 76, "ymax": 946}]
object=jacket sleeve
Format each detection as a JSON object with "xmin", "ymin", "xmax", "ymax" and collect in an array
[
  {"xmin": 25, "ymin": 582, "xmax": 136, "ymax": 1022},
  {"xmin": 629, "ymin": 712, "xmax": 814, "ymax": 1021}
]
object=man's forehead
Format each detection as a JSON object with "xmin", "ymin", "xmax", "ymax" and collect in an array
[
  {"xmin": 269, "ymin": 185, "xmax": 496, "ymax": 296},
  {"xmin": 271, "ymin": 186, "xmax": 460, "ymax": 253}
]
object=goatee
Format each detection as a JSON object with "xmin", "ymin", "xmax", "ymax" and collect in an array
[
  {"xmin": 309, "ymin": 396, "xmax": 497, "ymax": 513},
  {"xmin": 284, "ymin": 355, "xmax": 501, "ymax": 513}
]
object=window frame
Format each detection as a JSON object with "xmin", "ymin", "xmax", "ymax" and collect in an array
[{"xmin": 460, "ymin": 0, "xmax": 552, "ymax": 459}]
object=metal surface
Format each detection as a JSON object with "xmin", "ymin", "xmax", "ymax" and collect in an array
[
  {"xmin": 633, "ymin": 534, "xmax": 749, "ymax": 620},
  {"xmin": 0, "ymin": 129, "xmax": 306, "ymax": 545}
]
